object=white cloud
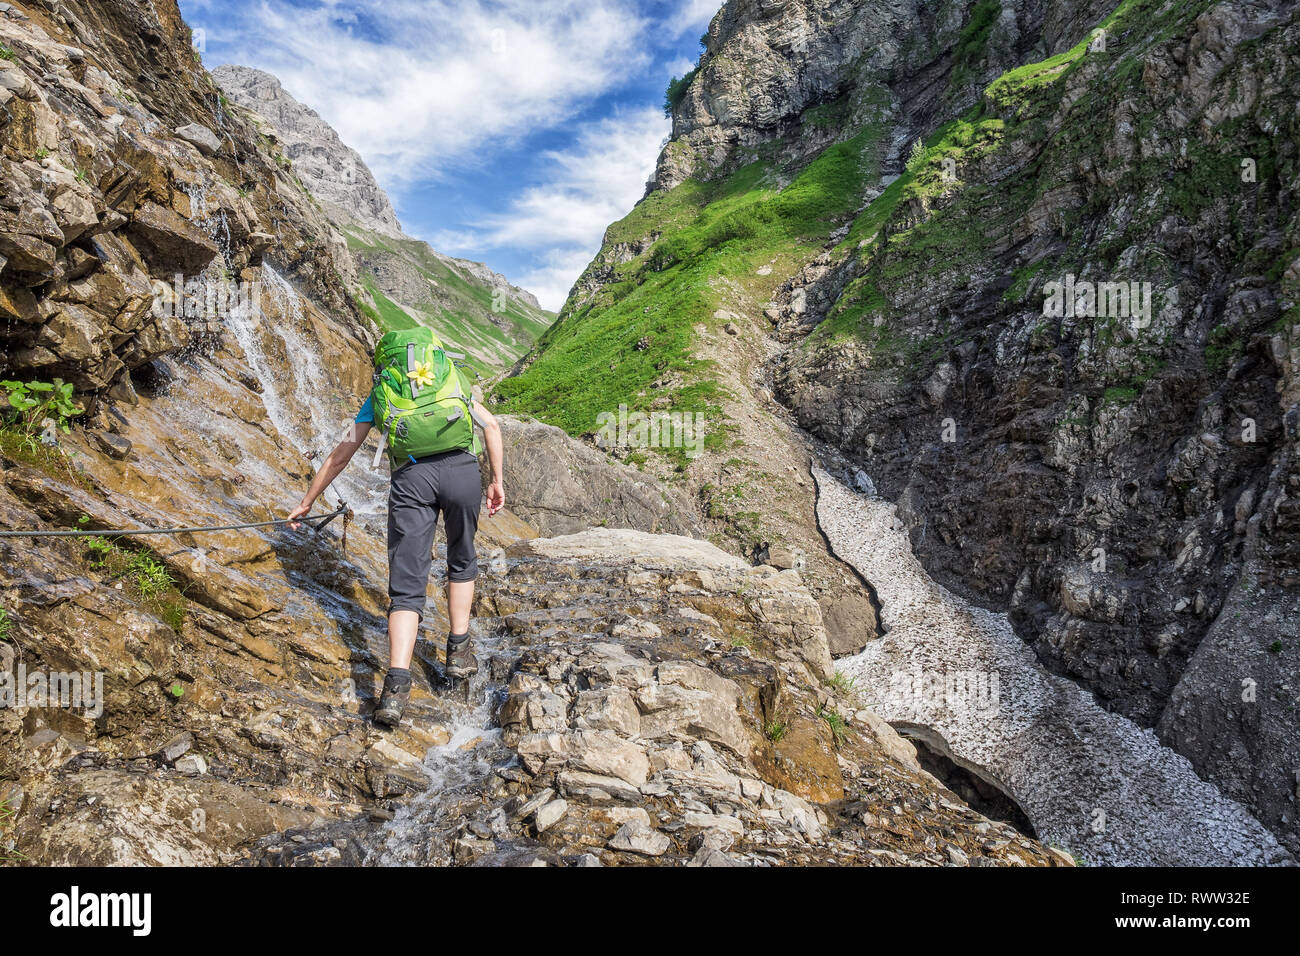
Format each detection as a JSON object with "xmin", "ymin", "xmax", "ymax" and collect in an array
[
  {"xmin": 673, "ymin": 0, "xmax": 723, "ymax": 37},
  {"xmin": 430, "ymin": 107, "xmax": 668, "ymax": 311},
  {"xmin": 665, "ymin": 57, "xmax": 697, "ymax": 79},
  {"xmin": 215, "ymin": 0, "xmax": 652, "ymax": 184}
]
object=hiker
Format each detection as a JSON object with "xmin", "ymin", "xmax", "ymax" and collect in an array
[{"xmin": 287, "ymin": 329, "xmax": 505, "ymax": 728}]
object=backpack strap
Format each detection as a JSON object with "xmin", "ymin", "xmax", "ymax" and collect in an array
[
  {"xmin": 406, "ymin": 342, "xmax": 420, "ymax": 398},
  {"xmin": 372, "ymin": 404, "xmax": 396, "ymax": 470}
]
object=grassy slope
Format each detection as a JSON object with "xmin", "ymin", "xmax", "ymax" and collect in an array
[
  {"xmin": 499, "ymin": 0, "xmax": 1291, "ymax": 434},
  {"xmin": 345, "ymin": 227, "xmax": 554, "ymax": 371},
  {"xmin": 496, "ymin": 131, "xmax": 881, "ymax": 435}
]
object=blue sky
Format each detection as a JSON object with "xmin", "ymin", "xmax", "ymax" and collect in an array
[{"xmin": 178, "ymin": 0, "xmax": 722, "ymax": 310}]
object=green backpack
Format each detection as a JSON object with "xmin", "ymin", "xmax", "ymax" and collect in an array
[{"xmin": 369, "ymin": 327, "xmax": 483, "ymax": 469}]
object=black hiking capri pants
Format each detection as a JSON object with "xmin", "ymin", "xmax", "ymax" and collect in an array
[{"xmin": 386, "ymin": 449, "xmax": 481, "ymax": 619}]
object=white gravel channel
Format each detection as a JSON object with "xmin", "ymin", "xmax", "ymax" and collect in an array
[{"xmin": 813, "ymin": 464, "xmax": 1293, "ymax": 866}]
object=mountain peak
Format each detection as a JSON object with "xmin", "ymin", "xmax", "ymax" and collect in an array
[{"xmin": 212, "ymin": 63, "xmax": 404, "ymax": 239}]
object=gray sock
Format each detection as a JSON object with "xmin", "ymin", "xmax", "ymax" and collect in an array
[
  {"xmin": 447, "ymin": 631, "xmax": 469, "ymax": 647},
  {"xmin": 384, "ymin": 668, "xmax": 411, "ymax": 691}
]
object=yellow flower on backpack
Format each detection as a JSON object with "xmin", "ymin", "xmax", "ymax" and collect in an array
[{"xmin": 409, "ymin": 361, "xmax": 436, "ymax": 390}]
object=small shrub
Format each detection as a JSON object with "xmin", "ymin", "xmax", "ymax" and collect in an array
[{"xmin": 663, "ymin": 68, "xmax": 698, "ymax": 117}]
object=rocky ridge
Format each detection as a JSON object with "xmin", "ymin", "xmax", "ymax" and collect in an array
[
  {"xmin": 0, "ymin": 0, "xmax": 1064, "ymax": 868},
  {"xmin": 210, "ymin": 65, "xmax": 403, "ymax": 239},
  {"xmin": 213, "ymin": 64, "xmax": 554, "ymax": 371},
  {"xmin": 507, "ymin": 0, "xmax": 1300, "ymax": 856}
]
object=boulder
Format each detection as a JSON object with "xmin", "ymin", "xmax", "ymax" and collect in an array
[
  {"xmin": 174, "ymin": 123, "xmax": 222, "ymax": 156},
  {"xmin": 124, "ymin": 201, "xmax": 219, "ymax": 274}
]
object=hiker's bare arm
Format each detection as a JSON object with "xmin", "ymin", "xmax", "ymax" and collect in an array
[
  {"xmin": 288, "ymin": 423, "xmax": 372, "ymax": 527},
  {"xmin": 474, "ymin": 401, "xmax": 505, "ymax": 517}
]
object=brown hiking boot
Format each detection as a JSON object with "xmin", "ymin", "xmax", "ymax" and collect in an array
[
  {"xmin": 374, "ymin": 672, "xmax": 411, "ymax": 728},
  {"xmin": 445, "ymin": 635, "xmax": 478, "ymax": 679}
]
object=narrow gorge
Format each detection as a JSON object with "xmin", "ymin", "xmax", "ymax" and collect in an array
[{"xmin": 0, "ymin": 0, "xmax": 1296, "ymax": 869}]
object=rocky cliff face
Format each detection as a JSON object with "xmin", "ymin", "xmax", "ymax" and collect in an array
[
  {"xmin": 213, "ymin": 64, "xmax": 554, "ymax": 372},
  {"xmin": 504, "ymin": 0, "xmax": 1300, "ymax": 857},
  {"xmin": 773, "ymin": 0, "xmax": 1300, "ymax": 853},
  {"xmin": 210, "ymin": 65, "xmax": 403, "ymax": 239},
  {"xmin": 0, "ymin": 0, "xmax": 1059, "ymax": 868}
]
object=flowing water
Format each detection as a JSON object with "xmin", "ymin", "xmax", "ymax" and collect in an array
[
  {"xmin": 222, "ymin": 263, "xmax": 387, "ymax": 516},
  {"xmin": 364, "ymin": 626, "xmax": 517, "ymax": 866}
]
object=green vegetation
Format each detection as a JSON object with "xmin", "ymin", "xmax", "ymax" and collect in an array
[
  {"xmin": 985, "ymin": 0, "xmax": 1215, "ymax": 118},
  {"xmin": 498, "ymin": 131, "xmax": 877, "ymax": 437},
  {"xmin": 1204, "ymin": 323, "xmax": 1245, "ymax": 374},
  {"xmin": 0, "ymin": 43, "xmax": 15, "ymax": 61},
  {"xmin": 764, "ymin": 719, "xmax": 789, "ymax": 743},
  {"xmin": 500, "ymin": 0, "xmax": 1250, "ymax": 474},
  {"xmin": 81, "ymin": 535, "xmax": 187, "ymax": 631},
  {"xmin": 664, "ymin": 68, "xmax": 699, "ymax": 116},
  {"xmin": 949, "ymin": 0, "xmax": 1001, "ymax": 89},
  {"xmin": 344, "ymin": 227, "xmax": 552, "ymax": 369},
  {"xmin": 1268, "ymin": 640, "xmax": 1283, "ymax": 654},
  {"xmin": 900, "ymin": 112, "xmax": 1005, "ymax": 205},
  {"xmin": 357, "ymin": 277, "xmax": 417, "ymax": 334},
  {"xmin": 2, "ymin": 378, "xmax": 81, "ymax": 435},
  {"xmin": 826, "ymin": 671, "xmax": 860, "ymax": 697},
  {"xmin": 1102, "ymin": 385, "xmax": 1138, "ymax": 405},
  {"xmin": 817, "ymin": 707, "xmax": 850, "ymax": 746},
  {"xmin": 0, "ymin": 378, "xmax": 91, "ymax": 488},
  {"xmin": 0, "ymin": 607, "xmax": 10, "ymax": 643}
]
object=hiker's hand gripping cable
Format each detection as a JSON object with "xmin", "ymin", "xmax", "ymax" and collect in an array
[
  {"xmin": 289, "ymin": 422, "xmax": 371, "ymax": 529},
  {"xmin": 475, "ymin": 400, "xmax": 505, "ymax": 517}
]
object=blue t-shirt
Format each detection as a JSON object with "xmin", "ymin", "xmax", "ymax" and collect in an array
[{"xmin": 355, "ymin": 396, "xmax": 374, "ymax": 424}]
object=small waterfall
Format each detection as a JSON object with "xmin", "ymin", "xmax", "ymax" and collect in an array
[
  {"xmin": 223, "ymin": 264, "xmax": 387, "ymax": 514},
  {"xmin": 364, "ymin": 632, "xmax": 514, "ymax": 866}
]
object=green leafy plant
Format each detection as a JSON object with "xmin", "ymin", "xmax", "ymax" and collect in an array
[
  {"xmin": 765, "ymin": 719, "xmax": 789, "ymax": 742},
  {"xmin": 0, "ymin": 43, "xmax": 15, "ymax": 61},
  {"xmin": 0, "ymin": 607, "xmax": 10, "ymax": 643},
  {"xmin": 0, "ymin": 378, "xmax": 89, "ymax": 485},
  {"xmin": 169, "ymin": 682, "xmax": 185, "ymax": 699},
  {"xmin": 1, "ymin": 378, "xmax": 82, "ymax": 436}
]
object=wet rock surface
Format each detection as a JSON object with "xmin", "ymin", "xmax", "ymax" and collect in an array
[{"xmin": 248, "ymin": 528, "xmax": 1063, "ymax": 867}]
